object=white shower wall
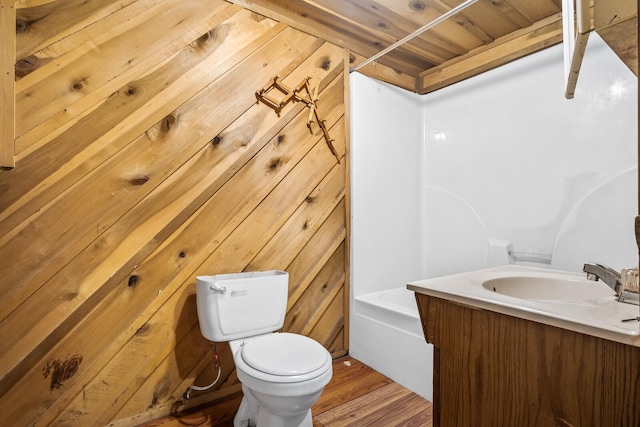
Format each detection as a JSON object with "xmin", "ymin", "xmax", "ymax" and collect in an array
[
  {"xmin": 423, "ymin": 33, "xmax": 638, "ymax": 277},
  {"xmin": 350, "ymin": 75, "xmax": 425, "ymax": 297},
  {"xmin": 351, "ymin": 32, "xmax": 638, "ymax": 294},
  {"xmin": 349, "ymin": 73, "xmax": 433, "ymax": 399}
]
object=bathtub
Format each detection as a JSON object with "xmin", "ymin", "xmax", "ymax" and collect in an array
[{"xmin": 350, "ymin": 287, "xmax": 433, "ymax": 400}]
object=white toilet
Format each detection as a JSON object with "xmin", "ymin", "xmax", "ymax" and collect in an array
[{"xmin": 195, "ymin": 270, "xmax": 333, "ymax": 427}]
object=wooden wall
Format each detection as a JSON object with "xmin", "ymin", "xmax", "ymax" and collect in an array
[{"xmin": 0, "ymin": 0, "xmax": 350, "ymax": 425}]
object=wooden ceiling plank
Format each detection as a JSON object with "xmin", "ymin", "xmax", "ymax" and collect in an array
[
  {"xmin": 547, "ymin": 0, "xmax": 562, "ymax": 10},
  {"xmin": 418, "ymin": 12, "xmax": 562, "ymax": 94},
  {"xmin": 231, "ymin": 0, "xmax": 567, "ymax": 82},
  {"xmin": 278, "ymin": 0, "xmax": 453, "ymax": 65},
  {"xmin": 488, "ymin": 0, "xmax": 533, "ymax": 28},
  {"xmin": 502, "ymin": 0, "xmax": 561, "ymax": 22},
  {"xmin": 423, "ymin": 0, "xmax": 495, "ymax": 43},
  {"xmin": 228, "ymin": 0, "xmax": 432, "ymax": 75},
  {"xmin": 347, "ymin": 52, "xmax": 417, "ymax": 92},
  {"xmin": 332, "ymin": 0, "xmax": 468, "ymax": 57},
  {"xmin": 436, "ymin": 0, "xmax": 521, "ymax": 39},
  {"xmin": 375, "ymin": 0, "xmax": 486, "ymax": 51}
]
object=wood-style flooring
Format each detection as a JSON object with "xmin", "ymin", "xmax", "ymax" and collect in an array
[{"xmin": 141, "ymin": 356, "xmax": 433, "ymax": 426}]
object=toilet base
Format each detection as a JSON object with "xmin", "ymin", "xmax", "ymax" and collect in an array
[
  {"xmin": 257, "ymin": 407, "xmax": 312, "ymax": 427},
  {"xmin": 233, "ymin": 391, "xmax": 257, "ymax": 427},
  {"xmin": 233, "ymin": 388, "xmax": 313, "ymax": 427}
]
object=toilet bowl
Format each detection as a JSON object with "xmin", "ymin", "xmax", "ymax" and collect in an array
[
  {"xmin": 231, "ymin": 333, "xmax": 333, "ymax": 426},
  {"xmin": 195, "ymin": 271, "xmax": 333, "ymax": 427}
]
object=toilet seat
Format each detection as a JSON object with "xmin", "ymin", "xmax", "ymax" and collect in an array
[{"xmin": 236, "ymin": 333, "xmax": 331, "ymax": 384}]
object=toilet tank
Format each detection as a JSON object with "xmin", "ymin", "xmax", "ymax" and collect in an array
[{"xmin": 195, "ymin": 270, "xmax": 289, "ymax": 342}]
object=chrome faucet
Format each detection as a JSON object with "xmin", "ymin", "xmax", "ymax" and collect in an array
[
  {"xmin": 583, "ymin": 262, "xmax": 639, "ymax": 305},
  {"xmin": 583, "ymin": 262, "xmax": 623, "ymax": 294}
]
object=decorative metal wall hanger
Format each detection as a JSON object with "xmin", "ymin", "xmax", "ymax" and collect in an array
[{"xmin": 256, "ymin": 76, "xmax": 340, "ymax": 164}]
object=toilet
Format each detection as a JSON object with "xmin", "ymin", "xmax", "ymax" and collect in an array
[{"xmin": 195, "ymin": 270, "xmax": 333, "ymax": 427}]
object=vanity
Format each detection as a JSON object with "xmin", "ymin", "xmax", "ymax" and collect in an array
[{"xmin": 408, "ymin": 266, "xmax": 640, "ymax": 427}]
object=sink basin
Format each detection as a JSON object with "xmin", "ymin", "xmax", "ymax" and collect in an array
[
  {"xmin": 482, "ymin": 276, "xmax": 615, "ymax": 302},
  {"xmin": 407, "ymin": 265, "xmax": 640, "ymax": 346}
]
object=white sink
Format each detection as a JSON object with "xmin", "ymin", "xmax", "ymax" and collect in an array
[
  {"xmin": 407, "ymin": 265, "xmax": 640, "ymax": 347},
  {"xmin": 482, "ymin": 276, "xmax": 615, "ymax": 303}
]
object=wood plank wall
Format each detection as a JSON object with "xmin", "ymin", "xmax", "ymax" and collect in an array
[
  {"xmin": 0, "ymin": 0, "xmax": 15, "ymax": 167},
  {"xmin": 0, "ymin": 0, "xmax": 350, "ymax": 425}
]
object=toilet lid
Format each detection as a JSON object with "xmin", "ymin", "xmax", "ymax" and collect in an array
[{"xmin": 240, "ymin": 333, "xmax": 329, "ymax": 376}]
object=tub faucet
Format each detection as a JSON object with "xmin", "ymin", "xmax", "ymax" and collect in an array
[{"xmin": 583, "ymin": 262, "xmax": 623, "ymax": 295}]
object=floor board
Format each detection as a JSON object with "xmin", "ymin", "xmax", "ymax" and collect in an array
[{"xmin": 140, "ymin": 356, "xmax": 433, "ymax": 426}]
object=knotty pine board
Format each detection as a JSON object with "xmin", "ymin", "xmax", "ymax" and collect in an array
[
  {"xmin": 15, "ymin": 0, "xmax": 232, "ymax": 137},
  {"xmin": 0, "ymin": 0, "xmax": 15, "ymax": 168},
  {"xmin": 0, "ymin": 1, "xmax": 349, "ymax": 424},
  {"xmin": 419, "ymin": 12, "xmax": 563, "ymax": 93},
  {"xmin": 0, "ymin": 25, "xmax": 319, "ymax": 380}
]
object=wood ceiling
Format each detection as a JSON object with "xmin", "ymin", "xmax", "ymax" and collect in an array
[{"xmin": 229, "ymin": 0, "xmax": 566, "ymax": 92}]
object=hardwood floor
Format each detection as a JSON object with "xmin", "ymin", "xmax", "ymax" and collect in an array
[{"xmin": 140, "ymin": 356, "xmax": 433, "ymax": 426}]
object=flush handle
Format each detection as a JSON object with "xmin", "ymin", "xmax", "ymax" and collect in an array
[{"xmin": 210, "ymin": 285, "xmax": 227, "ymax": 295}]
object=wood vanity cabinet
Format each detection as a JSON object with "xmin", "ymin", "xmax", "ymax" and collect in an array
[{"xmin": 415, "ymin": 294, "xmax": 640, "ymax": 427}]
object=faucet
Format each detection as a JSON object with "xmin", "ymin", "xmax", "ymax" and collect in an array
[
  {"xmin": 583, "ymin": 262, "xmax": 623, "ymax": 295},
  {"xmin": 583, "ymin": 262, "xmax": 639, "ymax": 305}
]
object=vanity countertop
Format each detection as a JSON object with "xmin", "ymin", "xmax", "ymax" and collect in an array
[{"xmin": 408, "ymin": 265, "xmax": 640, "ymax": 347}]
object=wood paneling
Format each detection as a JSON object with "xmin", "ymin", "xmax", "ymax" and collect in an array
[
  {"xmin": 228, "ymin": 0, "xmax": 565, "ymax": 92},
  {"xmin": 227, "ymin": 0, "xmax": 637, "ymax": 93},
  {"xmin": 0, "ymin": 0, "xmax": 15, "ymax": 168},
  {"xmin": 0, "ymin": 1, "xmax": 348, "ymax": 425},
  {"xmin": 416, "ymin": 294, "xmax": 640, "ymax": 427},
  {"xmin": 598, "ymin": 16, "xmax": 638, "ymax": 76},
  {"xmin": 419, "ymin": 12, "xmax": 563, "ymax": 93}
]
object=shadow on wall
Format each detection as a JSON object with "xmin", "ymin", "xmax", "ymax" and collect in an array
[
  {"xmin": 551, "ymin": 167, "xmax": 638, "ymax": 272},
  {"xmin": 425, "ymin": 167, "xmax": 638, "ymax": 278},
  {"xmin": 424, "ymin": 186, "xmax": 489, "ymax": 278}
]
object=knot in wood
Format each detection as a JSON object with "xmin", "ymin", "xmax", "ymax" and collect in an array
[
  {"xmin": 268, "ymin": 157, "xmax": 282, "ymax": 171},
  {"xmin": 409, "ymin": 1, "xmax": 426, "ymax": 11},
  {"xmin": 128, "ymin": 275, "xmax": 139, "ymax": 287},
  {"xmin": 197, "ymin": 31, "xmax": 212, "ymax": 44},
  {"xmin": 15, "ymin": 55, "xmax": 40, "ymax": 79},
  {"xmin": 319, "ymin": 56, "xmax": 331, "ymax": 70},
  {"xmin": 16, "ymin": 20, "xmax": 30, "ymax": 33},
  {"xmin": 71, "ymin": 80, "xmax": 85, "ymax": 91},
  {"xmin": 136, "ymin": 323, "xmax": 151, "ymax": 336},
  {"xmin": 191, "ymin": 30, "xmax": 214, "ymax": 50},
  {"xmin": 161, "ymin": 114, "xmax": 176, "ymax": 133},
  {"xmin": 129, "ymin": 176, "xmax": 149, "ymax": 186}
]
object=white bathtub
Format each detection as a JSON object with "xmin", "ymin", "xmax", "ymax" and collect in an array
[{"xmin": 350, "ymin": 287, "xmax": 433, "ymax": 400}]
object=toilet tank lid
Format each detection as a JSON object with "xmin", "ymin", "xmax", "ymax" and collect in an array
[{"xmin": 241, "ymin": 333, "xmax": 329, "ymax": 376}]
